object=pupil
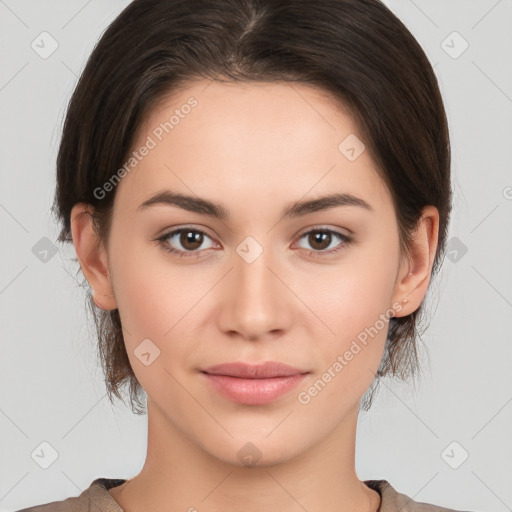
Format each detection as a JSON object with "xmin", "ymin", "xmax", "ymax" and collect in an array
[
  {"xmin": 182, "ymin": 231, "xmax": 202, "ymax": 250},
  {"xmin": 311, "ymin": 231, "xmax": 330, "ymax": 250}
]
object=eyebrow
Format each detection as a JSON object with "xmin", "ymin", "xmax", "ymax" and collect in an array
[{"xmin": 137, "ymin": 189, "xmax": 373, "ymax": 219}]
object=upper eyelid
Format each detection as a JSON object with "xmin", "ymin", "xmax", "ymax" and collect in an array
[{"xmin": 296, "ymin": 225, "xmax": 350, "ymax": 238}]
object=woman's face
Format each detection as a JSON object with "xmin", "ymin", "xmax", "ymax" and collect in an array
[{"xmin": 83, "ymin": 80, "xmax": 421, "ymax": 465}]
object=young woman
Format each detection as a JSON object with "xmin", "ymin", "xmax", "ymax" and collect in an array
[{"xmin": 17, "ymin": 0, "xmax": 475, "ymax": 510}]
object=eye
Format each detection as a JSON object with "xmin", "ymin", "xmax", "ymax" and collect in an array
[
  {"xmin": 155, "ymin": 226, "xmax": 352, "ymax": 259},
  {"xmin": 156, "ymin": 227, "xmax": 217, "ymax": 258},
  {"xmin": 294, "ymin": 228, "xmax": 352, "ymax": 256}
]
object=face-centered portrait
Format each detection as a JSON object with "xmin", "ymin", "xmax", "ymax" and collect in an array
[
  {"xmin": 5, "ymin": 1, "xmax": 509, "ymax": 511},
  {"xmin": 72, "ymin": 78, "xmax": 437, "ymax": 467}
]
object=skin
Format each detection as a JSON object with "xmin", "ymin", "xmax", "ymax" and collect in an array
[{"xmin": 70, "ymin": 80, "xmax": 439, "ymax": 512}]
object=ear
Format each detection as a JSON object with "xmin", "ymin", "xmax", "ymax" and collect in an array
[
  {"xmin": 70, "ymin": 202, "xmax": 117, "ymax": 310},
  {"xmin": 391, "ymin": 205, "xmax": 439, "ymax": 318}
]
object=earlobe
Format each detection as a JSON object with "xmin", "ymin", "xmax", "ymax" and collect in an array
[
  {"xmin": 70, "ymin": 203, "xmax": 117, "ymax": 310},
  {"xmin": 392, "ymin": 206, "xmax": 439, "ymax": 318}
]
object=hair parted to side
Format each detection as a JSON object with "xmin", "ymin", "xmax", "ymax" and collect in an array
[{"xmin": 52, "ymin": 0, "xmax": 451, "ymax": 415}]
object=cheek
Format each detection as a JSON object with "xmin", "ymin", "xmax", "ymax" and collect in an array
[
  {"xmin": 294, "ymin": 237, "xmax": 399, "ymax": 389},
  {"xmin": 293, "ymin": 270, "xmax": 393, "ymax": 417},
  {"xmin": 108, "ymin": 235, "xmax": 220, "ymax": 377},
  {"xmin": 297, "ymin": 251, "xmax": 398, "ymax": 341},
  {"xmin": 108, "ymin": 254, "xmax": 205, "ymax": 396},
  {"xmin": 109, "ymin": 225, "xmax": 211, "ymax": 332}
]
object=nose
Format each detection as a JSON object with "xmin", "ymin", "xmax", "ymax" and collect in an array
[{"xmin": 216, "ymin": 241, "xmax": 294, "ymax": 342}]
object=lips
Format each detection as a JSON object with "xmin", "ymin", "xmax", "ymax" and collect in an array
[
  {"xmin": 200, "ymin": 361, "xmax": 310, "ymax": 405},
  {"xmin": 201, "ymin": 361, "xmax": 307, "ymax": 378}
]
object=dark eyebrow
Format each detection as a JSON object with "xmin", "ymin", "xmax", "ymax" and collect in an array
[
  {"xmin": 137, "ymin": 190, "xmax": 373, "ymax": 218},
  {"xmin": 283, "ymin": 193, "xmax": 373, "ymax": 218}
]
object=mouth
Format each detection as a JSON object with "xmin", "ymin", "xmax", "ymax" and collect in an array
[{"xmin": 200, "ymin": 361, "xmax": 310, "ymax": 405}]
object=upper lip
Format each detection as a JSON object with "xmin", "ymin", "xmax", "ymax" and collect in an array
[{"xmin": 202, "ymin": 361, "xmax": 309, "ymax": 378}]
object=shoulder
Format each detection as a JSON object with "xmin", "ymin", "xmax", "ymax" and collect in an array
[
  {"xmin": 14, "ymin": 478, "xmax": 126, "ymax": 512},
  {"xmin": 365, "ymin": 479, "xmax": 478, "ymax": 512}
]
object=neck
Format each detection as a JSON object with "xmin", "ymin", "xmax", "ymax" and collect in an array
[{"xmin": 109, "ymin": 400, "xmax": 380, "ymax": 512}]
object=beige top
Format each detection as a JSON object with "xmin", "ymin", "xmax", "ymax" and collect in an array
[{"xmin": 15, "ymin": 477, "xmax": 473, "ymax": 512}]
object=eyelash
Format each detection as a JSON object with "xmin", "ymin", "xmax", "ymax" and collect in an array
[{"xmin": 155, "ymin": 226, "xmax": 352, "ymax": 259}]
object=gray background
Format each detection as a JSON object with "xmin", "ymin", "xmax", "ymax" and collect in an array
[{"xmin": 1, "ymin": 0, "xmax": 511, "ymax": 510}]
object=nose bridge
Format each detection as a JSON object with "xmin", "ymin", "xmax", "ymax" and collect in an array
[
  {"xmin": 234, "ymin": 234, "xmax": 280, "ymax": 304},
  {"xmin": 219, "ymin": 234, "xmax": 290, "ymax": 339}
]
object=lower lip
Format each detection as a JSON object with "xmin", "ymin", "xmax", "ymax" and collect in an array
[{"xmin": 202, "ymin": 372, "xmax": 309, "ymax": 405}]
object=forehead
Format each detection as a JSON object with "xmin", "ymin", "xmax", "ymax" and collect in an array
[{"xmin": 114, "ymin": 79, "xmax": 391, "ymax": 218}]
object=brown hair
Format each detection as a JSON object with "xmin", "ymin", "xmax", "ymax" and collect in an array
[{"xmin": 53, "ymin": 0, "xmax": 451, "ymax": 414}]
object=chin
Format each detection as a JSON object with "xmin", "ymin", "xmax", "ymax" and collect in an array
[{"xmin": 202, "ymin": 429, "xmax": 308, "ymax": 469}]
